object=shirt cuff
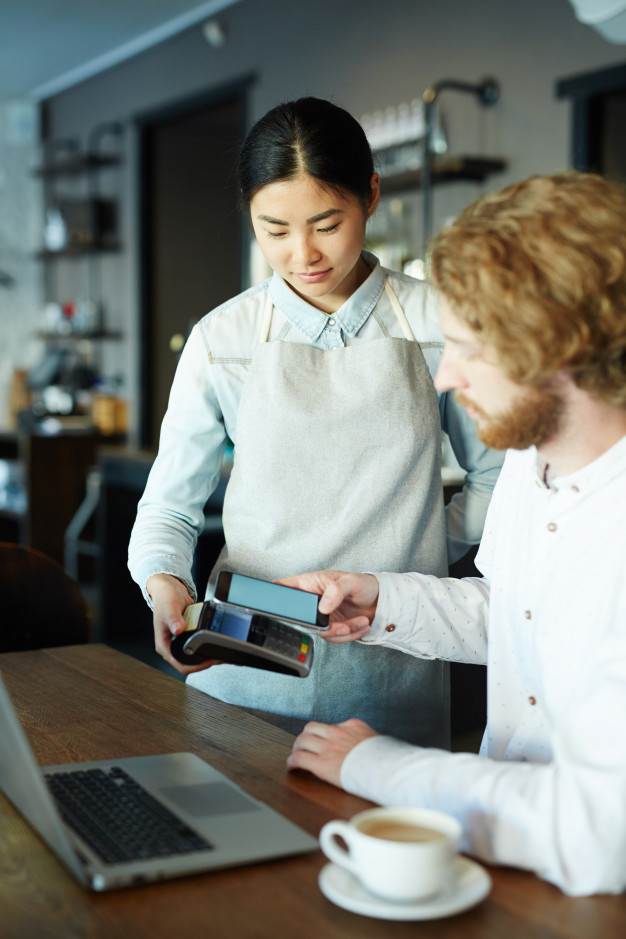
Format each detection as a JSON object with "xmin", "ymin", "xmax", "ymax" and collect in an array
[
  {"xmin": 135, "ymin": 559, "xmax": 197, "ymax": 609},
  {"xmin": 359, "ymin": 572, "xmax": 423, "ymax": 644},
  {"xmin": 340, "ymin": 734, "xmax": 429, "ymax": 805}
]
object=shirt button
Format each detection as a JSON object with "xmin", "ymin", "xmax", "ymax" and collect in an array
[
  {"xmin": 524, "ymin": 610, "xmax": 532, "ymax": 620},
  {"xmin": 547, "ymin": 522, "xmax": 557, "ymax": 532},
  {"xmin": 386, "ymin": 624, "xmax": 396, "ymax": 632},
  {"xmin": 571, "ymin": 485, "xmax": 580, "ymax": 493},
  {"xmin": 528, "ymin": 696, "xmax": 537, "ymax": 706},
  {"xmin": 328, "ymin": 318, "xmax": 336, "ymax": 326}
]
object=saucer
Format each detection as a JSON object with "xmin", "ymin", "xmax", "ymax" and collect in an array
[{"xmin": 318, "ymin": 856, "xmax": 491, "ymax": 921}]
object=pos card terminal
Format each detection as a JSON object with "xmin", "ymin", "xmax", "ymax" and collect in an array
[{"xmin": 170, "ymin": 602, "xmax": 313, "ymax": 677}]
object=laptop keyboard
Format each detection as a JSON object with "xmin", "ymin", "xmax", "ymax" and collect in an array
[{"xmin": 44, "ymin": 766, "xmax": 212, "ymax": 864}]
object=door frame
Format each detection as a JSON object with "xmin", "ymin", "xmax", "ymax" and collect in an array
[
  {"xmin": 135, "ymin": 74, "xmax": 254, "ymax": 448},
  {"xmin": 556, "ymin": 61, "xmax": 626, "ymax": 171}
]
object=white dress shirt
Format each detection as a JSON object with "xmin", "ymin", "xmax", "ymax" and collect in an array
[{"xmin": 342, "ymin": 436, "xmax": 626, "ymax": 896}]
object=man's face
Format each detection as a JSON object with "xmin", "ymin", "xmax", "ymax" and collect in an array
[{"xmin": 434, "ymin": 296, "xmax": 563, "ymax": 451}]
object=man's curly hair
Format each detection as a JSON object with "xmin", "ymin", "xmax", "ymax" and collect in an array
[{"xmin": 430, "ymin": 172, "xmax": 626, "ymax": 405}]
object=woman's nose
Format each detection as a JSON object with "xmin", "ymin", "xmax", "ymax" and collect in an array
[{"xmin": 292, "ymin": 234, "xmax": 322, "ymax": 266}]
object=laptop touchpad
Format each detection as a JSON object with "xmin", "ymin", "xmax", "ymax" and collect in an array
[{"xmin": 160, "ymin": 782, "xmax": 261, "ymax": 817}]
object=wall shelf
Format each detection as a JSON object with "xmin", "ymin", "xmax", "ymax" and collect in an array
[
  {"xmin": 34, "ymin": 154, "xmax": 122, "ymax": 178},
  {"xmin": 37, "ymin": 244, "xmax": 122, "ymax": 259},
  {"xmin": 379, "ymin": 155, "xmax": 508, "ymax": 195},
  {"xmin": 36, "ymin": 330, "xmax": 123, "ymax": 342}
]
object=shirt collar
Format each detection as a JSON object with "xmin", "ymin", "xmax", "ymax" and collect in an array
[
  {"xmin": 269, "ymin": 250, "xmax": 385, "ymax": 341},
  {"xmin": 532, "ymin": 431, "xmax": 626, "ymax": 493}
]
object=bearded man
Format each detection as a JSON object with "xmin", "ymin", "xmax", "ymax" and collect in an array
[{"xmin": 283, "ymin": 172, "xmax": 626, "ymax": 897}]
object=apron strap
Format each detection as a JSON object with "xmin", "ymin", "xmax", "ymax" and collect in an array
[
  {"xmin": 261, "ymin": 278, "xmax": 416, "ymax": 343},
  {"xmin": 259, "ymin": 290, "xmax": 274, "ymax": 344},
  {"xmin": 384, "ymin": 280, "xmax": 416, "ymax": 342}
]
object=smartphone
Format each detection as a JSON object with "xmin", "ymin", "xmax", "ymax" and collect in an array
[
  {"xmin": 170, "ymin": 602, "xmax": 313, "ymax": 677},
  {"xmin": 213, "ymin": 571, "xmax": 329, "ymax": 630}
]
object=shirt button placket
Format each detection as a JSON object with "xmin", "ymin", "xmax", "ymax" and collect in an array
[{"xmin": 326, "ymin": 320, "xmax": 343, "ymax": 350}]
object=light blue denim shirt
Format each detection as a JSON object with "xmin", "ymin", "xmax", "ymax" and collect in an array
[{"xmin": 128, "ymin": 252, "xmax": 503, "ymax": 603}]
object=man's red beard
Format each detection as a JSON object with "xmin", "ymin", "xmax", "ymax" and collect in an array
[{"xmin": 456, "ymin": 384, "xmax": 564, "ymax": 451}]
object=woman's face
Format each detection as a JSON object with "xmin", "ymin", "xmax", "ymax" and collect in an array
[{"xmin": 250, "ymin": 172, "xmax": 379, "ymax": 313}]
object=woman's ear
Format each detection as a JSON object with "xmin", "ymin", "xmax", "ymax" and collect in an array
[{"xmin": 367, "ymin": 173, "xmax": 381, "ymax": 218}]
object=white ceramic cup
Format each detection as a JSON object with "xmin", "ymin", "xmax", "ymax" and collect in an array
[{"xmin": 319, "ymin": 806, "xmax": 461, "ymax": 903}]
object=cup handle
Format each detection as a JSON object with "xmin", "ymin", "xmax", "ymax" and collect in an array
[{"xmin": 319, "ymin": 821, "xmax": 357, "ymax": 874}]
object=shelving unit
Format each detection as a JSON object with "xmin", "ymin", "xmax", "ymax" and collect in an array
[
  {"xmin": 369, "ymin": 77, "xmax": 507, "ymax": 261},
  {"xmin": 30, "ymin": 122, "xmax": 126, "ymax": 433},
  {"xmin": 35, "ymin": 120, "xmax": 124, "ymax": 305}
]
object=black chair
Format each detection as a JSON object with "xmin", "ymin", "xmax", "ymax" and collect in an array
[{"xmin": 0, "ymin": 542, "xmax": 91, "ymax": 652}]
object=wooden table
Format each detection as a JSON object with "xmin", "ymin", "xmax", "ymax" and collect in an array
[{"xmin": 0, "ymin": 645, "xmax": 624, "ymax": 938}]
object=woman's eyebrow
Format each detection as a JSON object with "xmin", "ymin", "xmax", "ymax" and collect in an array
[
  {"xmin": 307, "ymin": 209, "xmax": 343, "ymax": 223},
  {"xmin": 256, "ymin": 209, "xmax": 343, "ymax": 225},
  {"xmin": 257, "ymin": 214, "xmax": 289, "ymax": 225}
]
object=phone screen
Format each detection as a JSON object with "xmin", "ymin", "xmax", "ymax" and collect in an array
[{"xmin": 224, "ymin": 573, "xmax": 322, "ymax": 626}]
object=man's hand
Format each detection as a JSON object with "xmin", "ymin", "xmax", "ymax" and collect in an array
[
  {"xmin": 287, "ymin": 719, "xmax": 379, "ymax": 787},
  {"xmin": 277, "ymin": 571, "xmax": 380, "ymax": 643},
  {"xmin": 146, "ymin": 573, "xmax": 221, "ymax": 674}
]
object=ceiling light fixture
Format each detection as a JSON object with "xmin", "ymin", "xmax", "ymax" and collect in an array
[{"xmin": 203, "ymin": 19, "xmax": 227, "ymax": 48}]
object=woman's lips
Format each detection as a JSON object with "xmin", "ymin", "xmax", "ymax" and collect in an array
[{"xmin": 295, "ymin": 269, "xmax": 332, "ymax": 283}]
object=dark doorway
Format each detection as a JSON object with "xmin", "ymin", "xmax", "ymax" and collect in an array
[
  {"xmin": 556, "ymin": 62, "xmax": 626, "ymax": 182},
  {"xmin": 138, "ymin": 83, "xmax": 249, "ymax": 448},
  {"xmin": 590, "ymin": 89, "xmax": 626, "ymax": 180}
]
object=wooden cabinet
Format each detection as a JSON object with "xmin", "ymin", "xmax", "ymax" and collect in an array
[{"xmin": 0, "ymin": 431, "xmax": 97, "ymax": 566}]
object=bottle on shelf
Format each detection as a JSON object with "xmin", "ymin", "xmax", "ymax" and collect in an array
[{"xmin": 91, "ymin": 375, "xmax": 127, "ymax": 437}]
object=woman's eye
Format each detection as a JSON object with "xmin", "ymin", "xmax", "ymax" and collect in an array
[
  {"xmin": 266, "ymin": 230, "xmax": 287, "ymax": 239},
  {"xmin": 318, "ymin": 223, "xmax": 339, "ymax": 234}
]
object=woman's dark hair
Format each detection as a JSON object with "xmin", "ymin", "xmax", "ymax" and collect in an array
[{"xmin": 237, "ymin": 97, "xmax": 375, "ymax": 209}]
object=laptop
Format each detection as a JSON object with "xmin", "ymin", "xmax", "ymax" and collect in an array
[{"xmin": 0, "ymin": 671, "xmax": 317, "ymax": 891}]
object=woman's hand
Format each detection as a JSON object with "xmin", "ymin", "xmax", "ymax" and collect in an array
[
  {"xmin": 276, "ymin": 570, "xmax": 379, "ymax": 643},
  {"xmin": 146, "ymin": 573, "xmax": 221, "ymax": 674}
]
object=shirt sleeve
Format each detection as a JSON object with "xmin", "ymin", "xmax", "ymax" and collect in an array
[
  {"xmin": 361, "ymin": 571, "xmax": 490, "ymax": 663},
  {"xmin": 345, "ymin": 573, "xmax": 626, "ymax": 897},
  {"xmin": 128, "ymin": 323, "xmax": 228, "ymax": 605}
]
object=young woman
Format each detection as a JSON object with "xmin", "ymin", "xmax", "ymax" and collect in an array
[{"xmin": 128, "ymin": 97, "xmax": 502, "ymax": 746}]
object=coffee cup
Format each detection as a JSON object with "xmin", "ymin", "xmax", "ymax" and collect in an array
[{"xmin": 319, "ymin": 806, "xmax": 461, "ymax": 903}]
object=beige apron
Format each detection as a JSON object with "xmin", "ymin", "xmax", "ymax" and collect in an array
[{"xmin": 189, "ymin": 280, "xmax": 450, "ymax": 746}]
